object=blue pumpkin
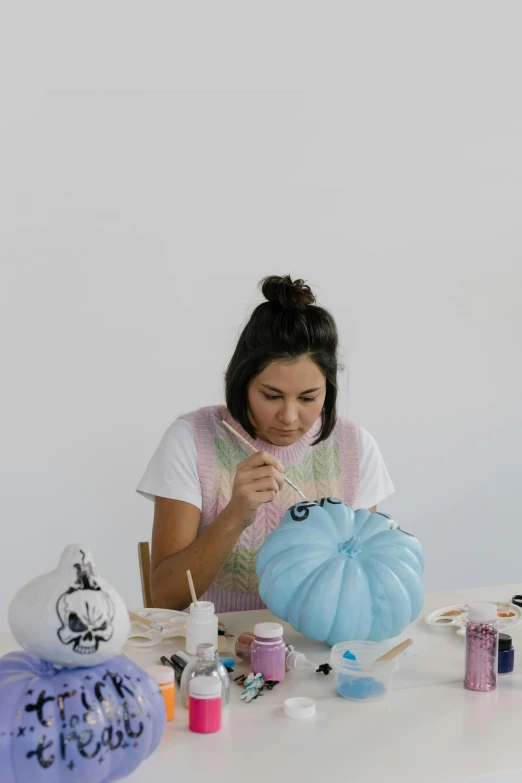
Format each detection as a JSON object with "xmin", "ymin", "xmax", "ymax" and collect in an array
[
  {"xmin": 256, "ymin": 498, "xmax": 425, "ymax": 645},
  {"xmin": 0, "ymin": 651, "xmax": 166, "ymax": 783}
]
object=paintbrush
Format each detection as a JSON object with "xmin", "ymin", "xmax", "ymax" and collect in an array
[
  {"xmin": 221, "ymin": 420, "xmax": 308, "ymax": 501},
  {"xmin": 128, "ymin": 611, "xmax": 167, "ymax": 633}
]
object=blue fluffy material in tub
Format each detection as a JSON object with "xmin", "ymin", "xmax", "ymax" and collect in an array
[{"xmin": 337, "ymin": 674, "xmax": 387, "ymax": 699}]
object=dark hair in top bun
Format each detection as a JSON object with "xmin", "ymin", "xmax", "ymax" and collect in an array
[
  {"xmin": 261, "ymin": 275, "xmax": 316, "ymax": 311},
  {"xmin": 225, "ymin": 275, "xmax": 340, "ymax": 444}
]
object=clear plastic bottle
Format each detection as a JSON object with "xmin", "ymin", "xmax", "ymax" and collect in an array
[
  {"xmin": 180, "ymin": 643, "xmax": 230, "ymax": 708},
  {"xmin": 465, "ymin": 603, "xmax": 499, "ymax": 692}
]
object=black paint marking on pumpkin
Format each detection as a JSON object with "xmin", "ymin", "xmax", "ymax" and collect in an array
[
  {"xmin": 68, "ymin": 760, "xmax": 75, "ymax": 770},
  {"xmin": 29, "ymin": 726, "xmax": 35, "ymax": 732},
  {"xmin": 26, "ymin": 689, "xmax": 33, "ymax": 696},
  {"xmin": 290, "ymin": 501, "xmax": 317, "ymax": 521},
  {"xmin": 25, "ymin": 690, "xmax": 56, "ymax": 727},
  {"xmin": 17, "ymin": 727, "xmax": 26, "ymax": 737},
  {"xmin": 26, "ymin": 734, "xmax": 55, "ymax": 768}
]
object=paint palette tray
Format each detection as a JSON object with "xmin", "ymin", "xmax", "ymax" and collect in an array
[
  {"xmin": 425, "ymin": 602, "xmax": 521, "ymax": 636},
  {"xmin": 126, "ymin": 608, "xmax": 187, "ymax": 647}
]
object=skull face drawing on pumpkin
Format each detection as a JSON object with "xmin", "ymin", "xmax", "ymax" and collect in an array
[{"xmin": 56, "ymin": 550, "xmax": 115, "ymax": 655}]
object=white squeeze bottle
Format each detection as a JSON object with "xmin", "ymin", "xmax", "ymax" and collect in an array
[{"xmin": 185, "ymin": 601, "xmax": 219, "ymax": 655}]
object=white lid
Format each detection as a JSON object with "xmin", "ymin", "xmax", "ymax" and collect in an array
[
  {"xmin": 189, "ymin": 601, "xmax": 215, "ymax": 615},
  {"xmin": 146, "ymin": 665, "xmax": 174, "ymax": 686},
  {"xmin": 254, "ymin": 622, "xmax": 284, "ymax": 639},
  {"xmin": 189, "ymin": 675, "xmax": 222, "ymax": 698},
  {"xmin": 284, "ymin": 697, "xmax": 316, "ymax": 720},
  {"xmin": 468, "ymin": 603, "xmax": 498, "ymax": 623}
]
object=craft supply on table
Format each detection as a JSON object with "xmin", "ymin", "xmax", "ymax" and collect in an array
[
  {"xmin": 465, "ymin": 603, "xmax": 499, "ymax": 692},
  {"xmin": 425, "ymin": 601, "xmax": 521, "ymax": 637},
  {"xmin": 285, "ymin": 645, "xmax": 318, "ymax": 671},
  {"xmin": 181, "ymin": 643, "xmax": 230, "ymax": 708},
  {"xmin": 185, "ymin": 600, "xmax": 219, "ymax": 655},
  {"xmin": 251, "ymin": 622, "xmax": 287, "ymax": 682},
  {"xmin": 127, "ymin": 608, "xmax": 187, "ymax": 647},
  {"xmin": 147, "ymin": 665, "xmax": 176, "ymax": 721},
  {"xmin": 221, "ymin": 419, "xmax": 308, "ymax": 500},
  {"xmin": 235, "ymin": 630, "xmax": 256, "ymax": 659},
  {"xmin": 189, "ymin": 676, "xmax": 222, "ymax": 734},
  {"xmin": 330, "ymin": 641, "xmax": 400, "ymax": 701},
  {"xmin": 284, "ymin": 697, "xmax": 316, "ymax": 720},
  {"xmin": 498, "ymin": 633, "xmax": 514, "ymax": 674}
]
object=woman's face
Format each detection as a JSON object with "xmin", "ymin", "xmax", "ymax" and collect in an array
[{"xmin": 247, "ymin": 356, "xmax": 326, "ymax": 446}]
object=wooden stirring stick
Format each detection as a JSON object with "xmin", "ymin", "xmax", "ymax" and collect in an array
[
  {"xmin": 221, "ymin": 420, "xmax": 308, "ymax": 501},
  {"xmin": 375, "ymin": 638, "xmax": 413, "ymax": 662},
  {"xmin": 187, "ymin": 570, "xmax": 199, "ymax": 607}
]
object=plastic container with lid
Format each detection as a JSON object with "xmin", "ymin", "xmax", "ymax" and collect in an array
[
  {"xmin": 498, "ymin": 632, "xmax": 514, "ymax": 674},
  {"xmin": 330, "ymin": 641, "xmax": 398, "ymax": 701},
  {"xmin": 146, "ymin": 665, "xmax": 175, "ymax": 721},
  {"xmin": 185, "ymin": 601, "xmax": 219, "ymax": 655},
  {"xmin": 180, "ymin": 642, "xmax": 230, "ymax": 708},
  {"xmin": 465, "ymin": 603, "xmax": 499, "ymax": 691},
  {"xmin": 251, "ymin": 622, "xmax": 286, "ymax": 682},
  {"xmin": 189, "ymin": 676, "xmax": 222, "ymax": 734}
]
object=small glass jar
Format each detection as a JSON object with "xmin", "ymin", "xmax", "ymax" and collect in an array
[
  {"xmin": 498, "ymin": 633, "xmax": 514, "ymax": 674},
  {"xmin": 185, "ymin": 601, "xmax": 218, "ymax": 655},
  {"xmin": 465, "ymin": 603, "xmax": 499, "ymax": 692},
  {"xmin": 146, "ymin": 665, "xmax": 175, "ymax": 721},
  {"xmin": 251, "ymin": 622, "xmax": 286, "ymax": 682},
  {"xmin": 180, "ymin": 643, "xmax": 230, "ymax": 708}
]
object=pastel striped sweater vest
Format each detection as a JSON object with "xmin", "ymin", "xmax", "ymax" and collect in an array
[{"xmin": 182, "ymin": 405, "xmax": 360, "ymax": 613}]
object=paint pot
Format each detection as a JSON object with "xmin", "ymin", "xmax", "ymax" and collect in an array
[
  {"xmin": 146, "ymin": 665, "xmax": 175, "ymax": 721},
  {"xmin": 330, "ymin": 641, "xmax": 398, "ymax": 701},
  {"xmin": 251, "ymin": 623, "xmax": 286, "ymax": 683},
  {"xmin": 189, "ymin": 676, "xmax": 222, "ymax": 734},
  {"xmin": 235, "ymin": 631, "xmax": 256, "ymax": 660},
  {"xmin": 185, "ymin": 601, "xmax": 219, "ymax": 655},
  {"xmin": 498, "ymin": 633, "xmax": 514, "ymax": 674}
]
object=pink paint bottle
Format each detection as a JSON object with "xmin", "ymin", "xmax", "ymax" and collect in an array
[
  {"xmin": 251, "ymin": 622, "xmax": 286, "ymax": 682},
  {"xmin": 189, "ymin": 676, "xmax": 222, "ymax": 734}
]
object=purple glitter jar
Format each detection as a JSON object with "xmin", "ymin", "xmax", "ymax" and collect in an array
[{"xmin": 465, "ymin": 603, "xmax": 499, "ymax": 692}]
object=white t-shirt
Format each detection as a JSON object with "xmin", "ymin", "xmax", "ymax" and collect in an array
[{"xmin": 137, "ymin": 418, "xmax": 395, "ymax": 511}]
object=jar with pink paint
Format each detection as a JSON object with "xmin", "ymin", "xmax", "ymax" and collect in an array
[{"xmin": 250, "ymin": 622, "xmax": 286, "ymax": 682}]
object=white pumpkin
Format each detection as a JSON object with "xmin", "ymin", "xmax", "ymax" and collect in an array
[{"xmin": 8, "ymin": 545, "xmax": 130, "ymax": 668}]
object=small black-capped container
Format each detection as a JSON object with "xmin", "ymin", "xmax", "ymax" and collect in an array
[{"xmin": 498, "ymin": 633, "xmax": 514, "ymax": 674}]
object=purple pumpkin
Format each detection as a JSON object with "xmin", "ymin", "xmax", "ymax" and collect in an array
[{"xmin": 0, "ymin": 651, "xmax": 166, "ymax": 783}]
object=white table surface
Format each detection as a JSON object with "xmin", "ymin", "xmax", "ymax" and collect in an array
[{"xmin": 2, "ymin": 583, "xmax": 522, "ymax": 783}]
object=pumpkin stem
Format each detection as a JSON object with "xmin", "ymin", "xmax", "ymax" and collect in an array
[{"xmin": 339, "ymin": 537, "xmax": 362, "ymax": 559}]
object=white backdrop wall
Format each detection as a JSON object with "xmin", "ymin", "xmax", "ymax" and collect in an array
[{"xmin": 1, "ymin": 3, "xmax": 521, "ymax": 630}]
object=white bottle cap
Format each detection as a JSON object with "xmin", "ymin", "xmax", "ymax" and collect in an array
[
  {"xmin": 189, "ymin": 676, "xmax": 222, "ymax": 699},
  {"xmin": 189, "ymin": 600, "xmax": 215, "ymax": 615},
  {"xmin": 284, "ymin": 697, "xmax": 316, "ymax": 720},
  {"xmin": 468, "ymin": 603, "xmax": 498, "ymax": 623},
  {"xmin": 254, "ymin": 622, "xmax": 284, "ymax": 639},
  {"xmin": 146, "ymin": 665, "xmax": 174, "ymax": 686}
]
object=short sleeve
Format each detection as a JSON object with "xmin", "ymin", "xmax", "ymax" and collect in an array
[
  {"xmin": 136, "ymin": 418, "xmax": 203, "ymax": 510},
  {"xmin": 354, "ymin": 426, "xmax": 395, "ymax": 510}
]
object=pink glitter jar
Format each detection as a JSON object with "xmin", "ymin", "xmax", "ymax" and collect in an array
[
  {"xmin": 465, "ymin": 603, "xmax": 499, "ymax": 692},
  {"xmin": 251, "ymin": 622, "xmax": 286, "ymax": 682}
]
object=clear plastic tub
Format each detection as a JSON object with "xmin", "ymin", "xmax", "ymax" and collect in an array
[{"xmin": 330, "ymin": 641, "xmax": 399, "ymax": 701}]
